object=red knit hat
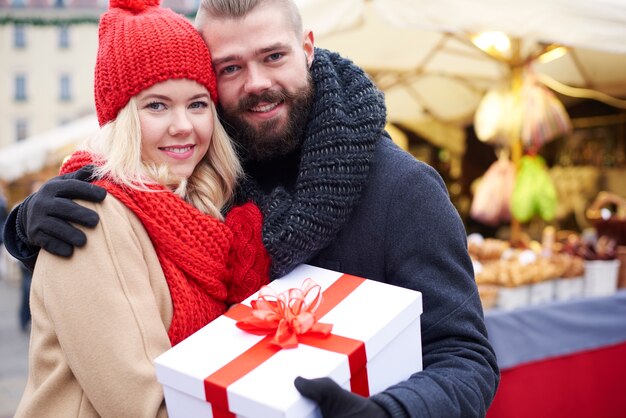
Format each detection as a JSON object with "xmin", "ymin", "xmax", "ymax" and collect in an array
[{"xmin": 95, "ymin": 0, "xmax": 217, "ymax": 126}]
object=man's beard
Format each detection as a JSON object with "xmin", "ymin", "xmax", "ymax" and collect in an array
[{"xmin": 219, "ymin": 73, "xmax": 314, "ymax": 162}]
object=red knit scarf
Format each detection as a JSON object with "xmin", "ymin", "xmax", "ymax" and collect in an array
[{"xmin": 61, "ymin": 151, "xmax": 270, "ymax": 345}]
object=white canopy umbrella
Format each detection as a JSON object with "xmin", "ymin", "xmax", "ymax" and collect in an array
[
  {"xmin": 299, "ymin": 0, "xmax": 626, "ymax": 137},
  {"xmin": 376, "ymin": 0, "xmax": 626, "ymax": 55}
]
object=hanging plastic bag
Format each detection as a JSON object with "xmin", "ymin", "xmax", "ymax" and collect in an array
[
  {"xmin": 470, "ymin": 157, "xmax": 516, "ymax": 226},
  {"xmin": 474, "ymin": 84, "xmax": 520, "ymax": 147},
  {"xmin": 474, "ymin": 69, "xmax": 571, "ymax": 152},
  {"xmin": 521, "ymin": 71, "xmax": 572, "ymax": 150},
  {"xmin": 511, "ymin": 155, "xmax": 558, "ymax": 223}
]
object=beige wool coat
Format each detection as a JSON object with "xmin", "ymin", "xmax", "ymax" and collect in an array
[{"xmin": 15, "ymin": 195, "xmax": 173, "ymax": 417}]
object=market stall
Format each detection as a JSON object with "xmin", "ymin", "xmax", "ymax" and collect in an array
[{"xmin": 301, "ymin": 0, "xmax": 626, "ymax": 235}]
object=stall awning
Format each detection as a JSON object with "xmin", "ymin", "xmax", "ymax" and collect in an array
[
  {"xmin": 0, "ymin": 114, "xmax": 99, "ymax": 183},
  {"xmin": 299, "ymin": 0, "xmax": 626, "ymax": 54}
]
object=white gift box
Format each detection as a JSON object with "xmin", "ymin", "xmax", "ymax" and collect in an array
[
  {"xmin": 554, "ymin": 276, "xmax": 584, "ymax": 301},
  {"xmin": 496, "ymin": 285, "xmax": 530, "ymax": 311},
  {"xmin": 155, "ymin": 264, "xmax": 423, "ymax": 418},
  {"xmin": 584, "ymin": 260, "xmax": 621, "ymax": 297},
  {"xmin": 529, "ymin": 280, "xmax": 555, "ymax": 306}
]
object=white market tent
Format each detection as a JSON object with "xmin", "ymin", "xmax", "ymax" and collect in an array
[
  {"xmin": 0, "ymin": 114, "xmax": 99, "ymax": 183},
  {"xmin": 2, "ymin": 0, "xmax": 626, "ymax": 182},
  {"xmin": 300, "ymin": 0, "xmax": 626, "ymax": 153}
]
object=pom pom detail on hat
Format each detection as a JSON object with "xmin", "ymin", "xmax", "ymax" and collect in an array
[
  {"xmin": 95, "ymin": 0, "xmax": 218, "ymax": 126},
  {"xmin": 109, "ymin": 0, "xmax": 160, "ymax": 13}
]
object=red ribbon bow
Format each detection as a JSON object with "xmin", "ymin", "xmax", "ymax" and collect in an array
[{"xmin": 235, "ymin": 278, "xmax": 333, "ymax": 348}]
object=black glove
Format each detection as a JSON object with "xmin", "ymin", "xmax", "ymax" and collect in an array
[
  {"xmin": 17, "ymin": 165, "xmax": 107, "ymax": 257},
  {"xmin": 294, "ymin": 376, "xmax": 390, "ymax": 418}
]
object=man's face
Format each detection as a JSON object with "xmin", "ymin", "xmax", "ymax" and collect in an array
[{"xmin": 198, "ymin": 4, "xmax": 315, "ymax": 161}]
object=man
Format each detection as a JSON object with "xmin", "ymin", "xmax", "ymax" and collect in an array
[
  {"xmin": 0, "ymin": 185, "xmax": 6, "ymax": 244},
  {"xmin": 0, "ymin": 183, "xmax": 8, "ymax": 279},
  {"xmin": 3, "ymin": 0, "xmax": 499, "ymax": 416}
]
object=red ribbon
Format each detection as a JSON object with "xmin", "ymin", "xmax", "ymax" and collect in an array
[
  {"xmin": 235, "ymin": 278, "xmax": 334, "ymax": 348},
  {"xmin": 204, "ymin": 274, "xmax": 370, "ymax": 418}
]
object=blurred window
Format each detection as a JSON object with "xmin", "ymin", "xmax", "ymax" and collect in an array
[
  {"xmin": 15, "ymin": 74, "xmax": 27, "ymax": 101},
  {"xmin": 14, "ymin": 25, "xmax": 26, "ymax": 48},
  {"xmin": 60, "ymin": 74, "xmax": 72, "ymax": 101},
  {"xmin": 16, "ymin": 119, "xmax": 28, "ymax": 141},
  {"xmin": 59, "ymin": 26, "xmax": 70, "ymax": 49}
]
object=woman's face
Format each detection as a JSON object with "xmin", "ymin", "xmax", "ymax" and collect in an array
[{"xmin": 136, "ymin": 79, "xmax": 213, "ymax": 179}]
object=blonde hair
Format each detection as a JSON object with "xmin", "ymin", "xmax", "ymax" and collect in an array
[
  {"xmin": 82, "ymin": 98, "xmax": 242, "ymax": 220},
  {"xmin": 196, "ymin": 0, "xmax": 303, "ymax": 36}
]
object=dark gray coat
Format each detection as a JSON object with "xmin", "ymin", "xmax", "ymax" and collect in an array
[{"xmin": 310, "ymin": 137, "xmax": 499, "ymax": 417}]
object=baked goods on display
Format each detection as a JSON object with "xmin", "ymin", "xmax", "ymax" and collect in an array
[{"xmin": 469, "ymin": 231, "xmax": 593, "ymax": 311}]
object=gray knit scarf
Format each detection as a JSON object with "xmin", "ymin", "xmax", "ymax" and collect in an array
[{"xmin": 236, "ymin": 48, "xmax": 387, "ymax": 278}]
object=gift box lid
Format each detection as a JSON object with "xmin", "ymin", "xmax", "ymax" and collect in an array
[{"xmin": 155, "ymin": 264, "xmax": 422, "ymax": 418}]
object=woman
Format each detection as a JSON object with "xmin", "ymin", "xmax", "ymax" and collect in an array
[{"xmin": 15, "ymin": 0, "xmax": 270, "ymax": 416}]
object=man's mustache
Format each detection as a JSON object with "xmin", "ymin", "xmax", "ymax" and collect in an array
[{"xmin": 236, "ymin": 89, "xmax": 296, "ymax": 113}]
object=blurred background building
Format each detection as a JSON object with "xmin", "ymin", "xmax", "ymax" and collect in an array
[
  {"xmin": 0, "ymin": 0, "xmax": 199, "ymax": 149},
  {"xmin": 0, "ymin": 0, "xmax": 200, "ymax": 200}
]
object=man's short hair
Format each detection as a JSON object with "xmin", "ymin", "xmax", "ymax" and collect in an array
[{"xmin": 197, "ymin": 0, "xmax": 303, "ymax": 35}]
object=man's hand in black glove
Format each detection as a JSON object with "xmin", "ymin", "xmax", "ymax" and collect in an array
[
  {"xmin": 18, "ymin": 165, "xmax": 107, "ymax": 257},
  {"xmin": 295, "ymin": 376, "xmax": 390, "ymax": 418}
]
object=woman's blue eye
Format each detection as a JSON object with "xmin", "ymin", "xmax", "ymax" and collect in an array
[{"xmin": 147, "ymin": 102, "xmax": 165, "ymax": 111}]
